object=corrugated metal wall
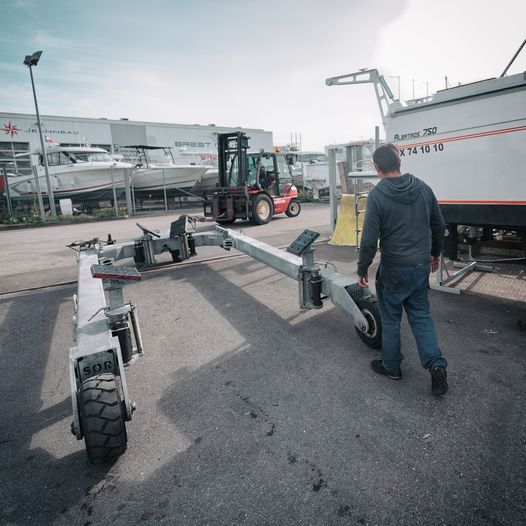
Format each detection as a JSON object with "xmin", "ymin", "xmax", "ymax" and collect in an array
[{"xmin": 110, "ymin": 123, "xmax": 148, "ymax": 147}]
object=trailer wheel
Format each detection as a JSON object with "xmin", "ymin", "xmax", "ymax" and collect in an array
[
  {"xmin": 79, "ymin": 373, "xmax": 127, "ymax": 464},
  {"xmin": 250, "ymin": 194, "xmax": 273, "ymax": 225},
  {"xmin": 285, "ymin": 198, "xmax": 301, "ymax": 217},
  {"xmin": 354, "ymin": 298, "xmax": 382, "ymax": 349}
]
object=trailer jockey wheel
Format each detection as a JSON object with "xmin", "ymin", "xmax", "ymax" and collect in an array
[
  {"xmin": 79, "ymin": 373, "xmax": 127, "ymax": 464},
  {"xmin": 250, "ymin": 194, "xmax": 273, "ymax": 225},
  {"xmin": 354, "ymin": 297, "xmax": 382, "ymax": 349},
  {"xmin": 285, "ymin": 199, "xmax": 301, "ymax": 217}
]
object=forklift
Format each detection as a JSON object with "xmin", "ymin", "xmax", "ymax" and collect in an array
[{"xmin": 203, "ymin": 132, "xmax": 301, "ymax": 225}]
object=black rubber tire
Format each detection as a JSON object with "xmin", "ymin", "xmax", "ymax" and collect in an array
[
  {"xmin": 354, "ymin": 297, "xmax": 382, "ymax": 349},
  {"xmin": 285, "ymin": 198, "xmax": 301, "ymax": 217},
  {"xmin": 249, "ymin": 193, "xmax": 274, "ymax": 225},
  {"xmin": 216, "ymin": 218, "xmax": 236, "ymax": 225},
  {"xmin": 79, "ymin": 373, "xmax": 127, "ymax": 464}
]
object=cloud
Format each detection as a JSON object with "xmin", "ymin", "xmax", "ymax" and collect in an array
[
  {"xmin": 33, "ymin": 29, "xmax": 72, "ymax": 50},
  {"xmin": 12, "ymin": 0, "xmax": 39, "ymax": 11},
  {"xmin": 0, "ymin": 0, "xmax": 409, "ymax": 149},
  {"xmin": 374, "ymin": 0, "xmax": 526, "ymax": 100}
]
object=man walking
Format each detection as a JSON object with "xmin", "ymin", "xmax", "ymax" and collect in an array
[{"xmin": 357, "ymin": 144, "xmax": 448, "ymax": 395}]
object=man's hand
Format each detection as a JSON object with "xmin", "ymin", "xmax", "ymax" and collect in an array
[
  {"xmin": 430, "ymin": 256, "xmax": 440, "ymax": 273},
  {"xmin": 358, "ymin": 273, "xmax": 369, "ymax": 288}
]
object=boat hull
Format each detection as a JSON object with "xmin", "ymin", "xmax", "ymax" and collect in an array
[
  {"xmin": 190, "ymin": 168, "xmax": 219, "ymax": 193},
  {"xmin": 131, "ymin": 165, "xmax": 208, "ymax": 192},
  {"xmin": 7, "ymin": 163, "xmax": 128, "ymax": 201},
  {"xmin": 386, "ymin": 79, "xmax": 526, "ymax": 228},
  {"xmin": 302, "ymin": 162, "xmax": 330, "ymax": 191}
]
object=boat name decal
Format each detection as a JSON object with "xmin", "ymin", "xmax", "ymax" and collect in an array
[
  {"xmin": 394, "ymin": 131, "xmax": 420, "ymax": 141},
  {"xmin": 393, "ymin": 127, "xmax": 438, "ymax": 142}
]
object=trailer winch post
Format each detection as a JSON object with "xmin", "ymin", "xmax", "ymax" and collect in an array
[
  {"xmin": 298, "ymin": 247, "xmax": 323, "ymax": 310},
  {"xmin": 93, "ymin": 266, "xmax": 140, "ymax": 364}
]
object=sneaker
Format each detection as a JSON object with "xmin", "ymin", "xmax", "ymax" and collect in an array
[
  {"xmin": 371, "ymin": 359, "xmax": 402, "ymax": 380},
  {"xmin": 431, "ymin": 366, "xmax": 448, "ymax": 395}
]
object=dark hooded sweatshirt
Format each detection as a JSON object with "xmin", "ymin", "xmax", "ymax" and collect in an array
[{"xmin": 357, "ymin": 173, "xmax": 445, "ymax": 277}]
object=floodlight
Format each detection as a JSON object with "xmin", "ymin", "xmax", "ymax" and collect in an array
[{"xmin": 23, "ymin": 51, "xmax": 43, "ymax": 67}]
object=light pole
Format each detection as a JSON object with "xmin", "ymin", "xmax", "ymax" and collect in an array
[{"xmin": 23, "ymin": 51, "xmax": 57, "ymax": 216}]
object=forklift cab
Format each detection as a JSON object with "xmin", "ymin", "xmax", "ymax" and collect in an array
[
  {"xmin": 222, "ymin": 140, "xmax": 292, "ymax": 194},
  {"xmin": 247, "ymin": 152, "xmax": 293, "ymax": 195}
]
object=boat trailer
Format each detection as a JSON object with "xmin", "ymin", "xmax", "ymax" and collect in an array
[{"xmin": 68, "ymin": 217, "xmax": 382, "ymax": 463}]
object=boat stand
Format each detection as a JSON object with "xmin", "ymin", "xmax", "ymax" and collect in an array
[{"xmin": 431, "ymin": 251, "xmax": 494, "ymax": 294}]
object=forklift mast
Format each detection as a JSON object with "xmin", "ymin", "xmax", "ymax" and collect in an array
[{"xmin": 217, "ymin": 131, "xmax": 250, "ymax": 188}]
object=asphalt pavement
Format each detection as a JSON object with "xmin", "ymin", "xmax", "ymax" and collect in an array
[{"xmin": 0, "ymin": 203, "xmax": 525, "ymax": 525}]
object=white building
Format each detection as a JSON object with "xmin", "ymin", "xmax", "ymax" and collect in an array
[{"xmin": 0, "ymin": 112, "xmax": 273, "ymax": 175}]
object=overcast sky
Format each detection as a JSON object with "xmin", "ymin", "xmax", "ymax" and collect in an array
[{"xmin": 1, "ymin": 0, "xmax": 525, "ymax": 150}]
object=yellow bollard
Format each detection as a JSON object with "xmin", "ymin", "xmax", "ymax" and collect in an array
[{"xmin": 329, "ymin": 193, "xmax": 367, "ymax": 247}]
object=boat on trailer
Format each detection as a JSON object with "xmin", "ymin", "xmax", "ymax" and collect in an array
[
  {"xmin": 6, "ymin": 145, "xmax": 133, "ymax": 201},
  {"xmin": 125, "ymin": 145, "xmax": 209, "ymax": 194},
  {"xmin": 326, "ymin": 46, "xmax": 526, "ymax": 231}
]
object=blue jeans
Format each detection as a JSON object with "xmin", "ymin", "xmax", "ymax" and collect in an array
[{"xmin": 375, "ymin": 263, "xmax": 447, "ymax": 373}]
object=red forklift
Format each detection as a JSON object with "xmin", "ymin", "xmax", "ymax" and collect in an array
[{"xmin": 203, "ymin": 131, "xmax": 301, "ymax": 225}]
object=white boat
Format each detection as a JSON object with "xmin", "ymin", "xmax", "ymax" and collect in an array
[
  {"xmin": 7, "ymin": 145, "xmax": 133, "ymax": 200},
  {"xmin": 302, "ymin": 161, "xmax": 330, "ymax": 192},
  {"xmin": 295, "ymin": 145, "xmax": 375, "ymax": 194},
  {"xmin": 195, "ymin": 168, "xmax": 219, "ymax": 192},
  {"xmin": 278, "ymin": 150, "xmax": 328, "ymax": 190},
  {"xmin": 169, "ymin": 150, "xmax": 218, "ymax": 193},
  {"xmin": 326, "ymin": 62, "xmax": 526, "ymax": 229},
  {"xmin": 385, "ymin": 76, "xmax": 526, "ymax": 228},
  {"xmin": 125, "ymin": 145, "xmax": 209, "ymax": 192}
]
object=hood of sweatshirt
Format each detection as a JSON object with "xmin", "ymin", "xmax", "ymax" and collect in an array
[{"xmin": 374, "ymin": 172, "xmax": 421, "ymax": 204}]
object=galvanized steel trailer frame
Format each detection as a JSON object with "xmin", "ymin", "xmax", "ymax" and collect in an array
[{"xmin": 69, "ymin": 219, "xmax": 381, "ymax": 462}]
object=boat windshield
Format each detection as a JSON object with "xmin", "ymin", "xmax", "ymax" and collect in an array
[
  {"xmin": 144, "ymin": 149, "xmax": 174, "ymax": 166},
  {"xmin": 72, "ymin": 152, "xmax": 114, "ymax": 163}
]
